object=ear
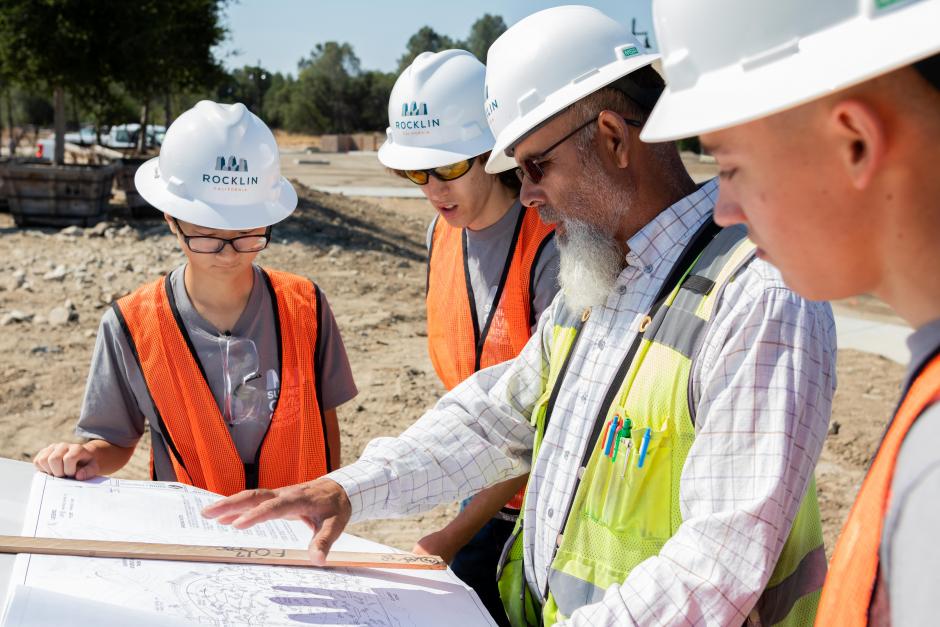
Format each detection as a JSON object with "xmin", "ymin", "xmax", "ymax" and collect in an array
[
  {"xmin": 163, "ymin": 213, "xmax": 177, "ymax": 234},
  {"xmin": 596, "ymin": 110, "xmax": 632, "ymax": 169},
  {"xmin": 827, "ymin": 98, "xmax": 887, "ymax": 191}
]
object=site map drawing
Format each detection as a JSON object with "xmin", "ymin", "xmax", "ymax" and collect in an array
[{"xmin": 1, "ymin": 474, "xmax": 495, "ymax": 626}]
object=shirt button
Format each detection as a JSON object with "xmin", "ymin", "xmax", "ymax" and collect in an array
[
  {"xmin": 597, "ymin": 339, "xmax": 606, "ymax": 350},
  {"xmin": 563, "ymin": 451, "xmax": 569, "ymax": 460},
  {"xmin": 617, "ymin": 285, "xmax": 627, "ymax": 295},
  {"xmin": 547, "ymin": 508, "xmax": 554, "ymax": 518},
  {"xmin": 644, "ymin": 264, "xmax": 654, "ymax": 274},
  {"xmin": 580, "ymin": 393, "xmax": 588, "ymax": 401}
]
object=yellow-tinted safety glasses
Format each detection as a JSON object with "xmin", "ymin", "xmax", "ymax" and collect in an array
[{"xmin": 403, "ymin": 159, "xmax": 474, "ymax": 185}]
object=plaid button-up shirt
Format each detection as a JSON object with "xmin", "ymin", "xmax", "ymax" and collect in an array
[{"xmin": 329, "ymin": 179, "xmax": 836, "ymax": 626}]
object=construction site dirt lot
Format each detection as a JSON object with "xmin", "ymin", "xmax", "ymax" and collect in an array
[{"xmin": 0, "ymin": 150, "xmax": 909, "ymax": 557}]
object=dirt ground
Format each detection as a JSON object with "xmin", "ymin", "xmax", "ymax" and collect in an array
[{"xmin": 0, "ymin": 178, "xmax": 907, "ymax": 556}]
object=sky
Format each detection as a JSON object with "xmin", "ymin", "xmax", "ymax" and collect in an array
[{"xmin": 219, "ymin": 0, "xmax": 656, "ymax": 77}]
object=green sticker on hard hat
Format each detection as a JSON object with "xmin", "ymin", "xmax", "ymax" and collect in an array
[
  {"xmin": 874, "ymin": 0, "xmax": 921, "ymax": 11},
  {"xmin": 622, "ymin": 46, "xmax": 639, "ymax": 58}
]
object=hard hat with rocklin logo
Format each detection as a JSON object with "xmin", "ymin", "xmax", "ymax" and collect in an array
[
  {"xmin": 483, "ymin": 5, "xmax": 659, "ymax": 174},
  {"xmin": 378, "ymin": 49, "xmax": 496, "ymax": 171},
  {"xmin": 641, "ymin": 0, "xmax": 940, "ymax": 142},
  {"xmin": 135, "ymin": 100, "xmax": 297, "ymax": 230}
]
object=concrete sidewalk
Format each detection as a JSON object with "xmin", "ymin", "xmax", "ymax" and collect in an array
[
  {"xmin": 834, "ymin": 313, "xmax": 912, "ymax": 364},
  {"xmin": 311, "ymin": 185, "xmax": 425, "ymax": 198}
]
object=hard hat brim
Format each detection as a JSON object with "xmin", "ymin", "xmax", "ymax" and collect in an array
[
  {"xmin": 134, "ymin": 157, "xmax": 298, "ymax": 230},
  {"xmin": 377, "ymin": 132, "xmax": 494, "ymax": 171},
  {"xmin": 485, "ymin": 52, "xmax": 660, "ymax": 173},
  {"xmin": 642, "ymin": 2, "xmax": 940, "ymax": 142}
]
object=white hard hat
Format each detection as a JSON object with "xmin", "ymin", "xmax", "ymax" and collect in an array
[
  {"xmin": 135, "ymin": 100, "xmax": 297, "ymax": 230},
  {"xmin": 483, "ymin": 5, "xmax": 659, "ymax": 173},
  {"xmin": 378, "ymin": 49, "xmax": 495, "ymax": 171},
  {"xmin": 642, "ymin": 0, "xmax": 940, "ymax": 142}
]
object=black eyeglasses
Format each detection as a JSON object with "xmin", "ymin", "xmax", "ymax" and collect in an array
[
  {"xmin": 173, "ymin": 218, "xmax": 272, "ymax": 254},
  {"xmin": 402, "ymin": 158, "xmax": 474, "ymax": 185},
  {"xmin": 515, "ymin": 114, "xmax": 642, "ymax": 184}
]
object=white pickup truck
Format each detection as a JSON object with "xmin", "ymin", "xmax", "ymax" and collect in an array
[{"xmin": 34, "ymin": 124, "xmax": 165, "ymax": 160}]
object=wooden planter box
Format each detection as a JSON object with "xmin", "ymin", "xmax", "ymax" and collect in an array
[
  {"xmin": 115, "ymin": 157, "xmax": 160, "ymax": 219},
  {"xmin": 0, "ymin": 161, "xmax": 117, "ymax": 227}
]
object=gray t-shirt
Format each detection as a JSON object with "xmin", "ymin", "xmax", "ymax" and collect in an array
[
  {"xmin": 76, "ymin": 264, "xmax": 357, "ymax": 481},
  {"xmin": 874, "ymin": 317, "xmax": 940, "ymax": 625},
  {"xmin": 426, "ymin": 200, "xmax": 560, "ymax": 332}
]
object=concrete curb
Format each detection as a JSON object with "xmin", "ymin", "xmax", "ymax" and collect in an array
[{"xmin": 834, "ymin": 314, "xmax": 911, "ymax": 365}]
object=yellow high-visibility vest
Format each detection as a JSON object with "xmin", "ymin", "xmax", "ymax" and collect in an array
[{"xmin": 497, "ymin": 224, "xmax": 826, "ymax": 626}]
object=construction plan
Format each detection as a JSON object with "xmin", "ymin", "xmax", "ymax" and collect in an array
[{"xmin": 1, "ymin": 474, "xmax": 496, "ymax": 626}]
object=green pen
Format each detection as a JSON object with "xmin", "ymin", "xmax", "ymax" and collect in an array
[{"xmin": 612, "ymin": 418, "xmax": 632, "ymax": 463}]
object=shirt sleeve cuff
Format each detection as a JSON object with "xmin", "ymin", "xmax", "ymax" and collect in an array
[{"xmin": 325, "ymin": 460, "xmax": 391, "ymax": 524}]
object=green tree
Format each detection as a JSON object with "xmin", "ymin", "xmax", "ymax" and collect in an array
[
  {"xmin": 397, "ymin": 26, "xmax": 456, "ymax": 73},
  {"xmin": 464, "ymin": 14, "xmax": 507, "ymax": 62},
  {"xmin": 294, "ymin": 42, "xmax": 362, "ymax": 133},
  {"xmin": 114, "ymin": 0, "xmax": 228, "ymax": 152},
  {"xmin": 354, "ymin": 70, "xmax": 396, "ymax": 131},
  {"xmin": 218, "ymin": 64, "xmax": 272, "ymax": 117},
  {"xmin": 0, "ymin": 0, "xmax": 122, "ymax": 163}
]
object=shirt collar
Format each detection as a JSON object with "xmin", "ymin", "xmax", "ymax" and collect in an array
[{"xmin": 624, "ymin": 178, "xmax": 719, "ymax": 271}]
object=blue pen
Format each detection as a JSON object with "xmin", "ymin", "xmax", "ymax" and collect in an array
[
  {"xmin": 637, "ymin": 428, "xmax": 651, "ymax": 468},
  {"xmin": 603, "ymin": 416, "xmax": 620, "ymax": 457}
]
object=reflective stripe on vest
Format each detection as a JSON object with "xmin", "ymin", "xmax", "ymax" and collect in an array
[
  {"xmin": 815, "ymin": 352, "xmax": 940, "ymax": 625},
  {"xmin": 498, "ymin": 225, "xmax": 826, "ymax": 626},
  {"xmin": 426, "ymin": 206, "xmax": 556, "ymax": 391},
  {"xmin": 114, "ymin": 268, "xmax": 330, "ymax": 496}
]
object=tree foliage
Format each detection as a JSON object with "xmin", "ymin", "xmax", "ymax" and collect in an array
[
  {"xmin": 397, "ymin": 26, "xmax": 456, "ymax": 73},
  {"xmin": 0, "ymin": 9, "xmax": 513, "ymax": 140},
  {"xmin": 464, "ymin": 14, "xmax": 507, "ymax": 62}
]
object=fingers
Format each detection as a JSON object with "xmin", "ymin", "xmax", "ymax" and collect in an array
[
  {"xmin": 201, "ymin": 489, "xmax": 278, "ymax": 524},
  {"xmin": 73, "ymin": 458, "xmax": 100, "ymax": 481},
  {"xmin": 230, "ymin": 492, "xmax": 301, "ymax": 529},
  {"xmin": 62, "ymin": 445, "xmax": 93, "ymax": 477},
  {"xmin": 33, "ymin": 444, "xmax": 54, "ymax": 474},
  {"xmin": 309, "ymin": 514, "xmax": 347, "ymax": 567},
  {"xmin": 34, "ymin": 443, "xmax": 87, "ymax": 478}
]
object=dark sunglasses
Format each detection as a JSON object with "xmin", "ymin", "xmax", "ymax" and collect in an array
[
  {"xmin": 173, "ymin": 218, "xmax": 272, "ymax": 254},
  {"xmin": 515, "ymin": 115, "xmax": 642, "ymax": 184},
  {"xmin": 403, "ymin": 158, "xmax": 474, "ymax": 185}
]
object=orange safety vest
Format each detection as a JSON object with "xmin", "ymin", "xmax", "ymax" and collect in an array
[
  {"xmin": 113, "ymin": 268, "xmax": 331, "ymax": 496},
  {"xmin": 426, "ymin": 205, "xmax": 555, "ymax": 510},
  {"xmin": 816, "ymin": 351, "xmax": 940, "ymax": 625}
]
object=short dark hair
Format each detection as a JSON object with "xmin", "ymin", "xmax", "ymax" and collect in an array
[{"xmin": 479, "ymin": 153, "xmax": 522, "ymax": 196}]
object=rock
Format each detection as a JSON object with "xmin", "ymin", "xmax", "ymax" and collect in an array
[
  {"xmin": 48, "ymin": 306, "xmax": 76, "ymax": 326},
  {"xmin": 84, "ymin": 329, "xmax": 97, "ymax": 339},
  {"xmin": 0, "ymin": 310, "xmax": 33, "ymax": 326},
  {"xmin": 43, "ymin": 265, "xmax": 68, "ymax": 281},
  {"xmin": 12, "ymin": 269, "xmax": 25, "ymax": 281},
  {"xmin": 31, "ymin": 345, "xmax": 63, "ymax": 354},
  {"xmin": 59, "ymin": 226, "xmax": 83, "ymax": 237},
  {"xmin": 0, "ymin": 274, "xmax": 23, "ymax": 291},
  {"xmin": 828, "ymin": 421, "xmax": 841, "ymax": 436},
  {"xmin": 87, "ymin": 221, "xmax": 114, "ymax": 238}
]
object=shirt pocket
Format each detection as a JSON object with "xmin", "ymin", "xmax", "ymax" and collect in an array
[{"xmin": 580, "ymin": 426, "xmax": 673, "ymax": 541}]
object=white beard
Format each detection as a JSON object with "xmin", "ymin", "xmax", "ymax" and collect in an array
[{"xmin": 556, "ymin": 220, "xmax": 624, "ymax": 314}]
